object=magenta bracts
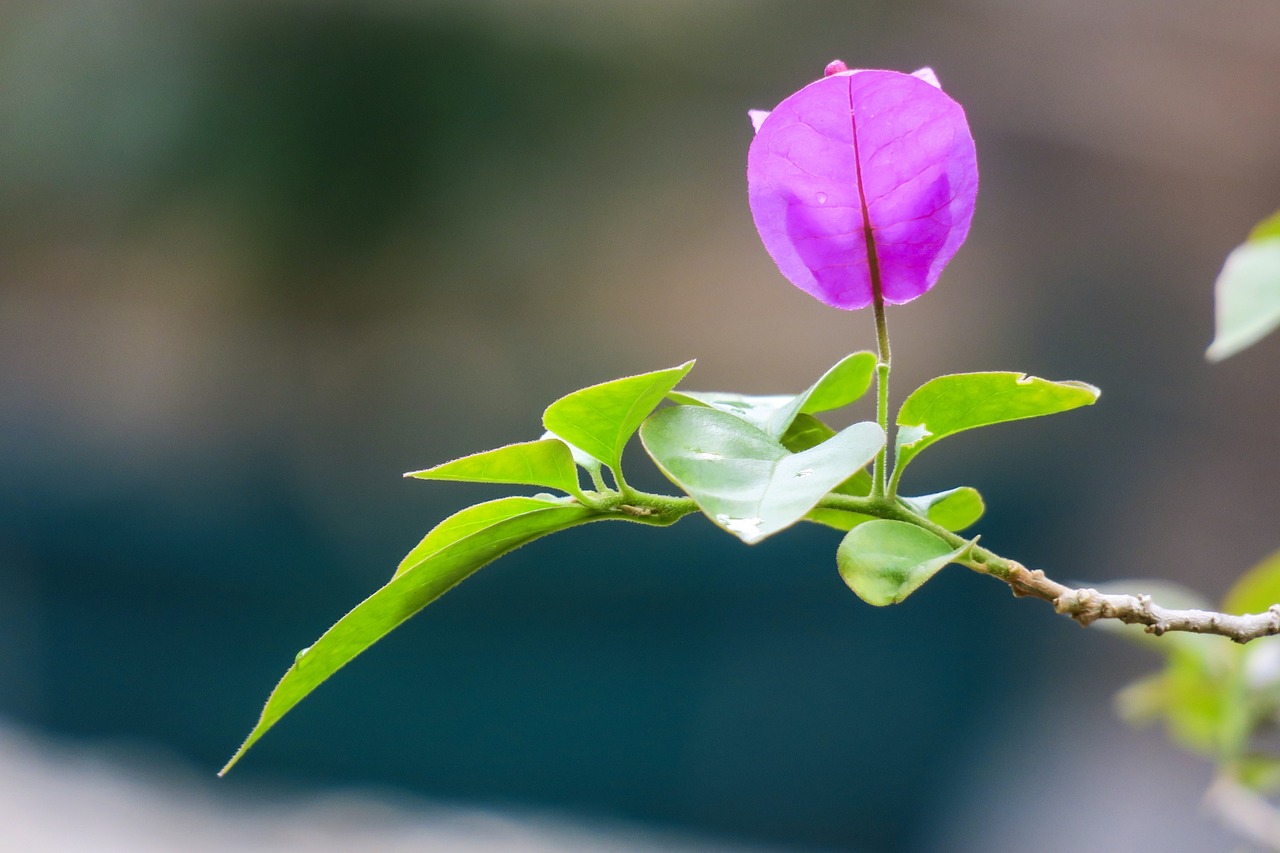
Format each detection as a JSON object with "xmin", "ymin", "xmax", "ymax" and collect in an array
[{"xmin": 747, "ymin": 64, "xmax": 978, "ymax": 310}]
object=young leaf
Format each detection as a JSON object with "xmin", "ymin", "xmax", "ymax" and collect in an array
[
  {"xmin": 543, "ymin": 362, "xmax": 695, "ymax": 476},
  {"xmin": 669, "ymin": 351, "xmax": 876, "ymax": 439},
  {"xmin": 640, "ymin": 406, "xmax": 883, "ymax": 544},
  {"xmin": 1221, "ymin": 549, "xmax": 1280, "ymax": 616},
  {"xmin": 895, "ymin": 372, "xmax": 1100, "ymax": 476},
  {"xmin": 1207, "ymin": 213, "xmax": 1280, "ymax": 361},
  {"xmin": 394, "ymin": 495, "xmax": 569, "ymax": 578},
  {"xmin": 901, "ymin": 486, "xmax": 985, "ymax": 531},
  {"xmin": 405, "ymin": 438, "xmax": 584, "ymax": 500},
  {"xmin": 221, "ymin": 501, "xmax": 602, "ymax": 775},
  {"xmin": 542, "ymin": 430, "xmax": 604, "ymax": 481},
  {"xmin": 837, "ymin": 519, "xmax": 967, "ymax": 606}
]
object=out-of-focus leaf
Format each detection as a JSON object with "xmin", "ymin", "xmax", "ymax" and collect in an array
[
  {"xmin": 837, "ymin": 519, "xmax": 967, "ymax": 606},
  {"xmin": 1250, "ymin": 209, "xmax": 1280, "ymax": 242},
  {"xmin": 222, "ymin": 501, "xmax": 600, "ymax": 775},
  {"xmin": 1206, "ymin": 234, "xmax": 1280, "ymax": 361},
  {"xmin": 669, "ymin": 351, "xmax": 876, "ymax": 440},
  {"xmin": 543, "ymin": 362, "xmax": 694, "ymax": 475},
  {"xmin": 405, "ymin": 438, "xmax": 583, "ymax": 499},
  {"xmin": 640, "ymin": 405, "xmax": 883, "ymax": 544},
  {"xmin": 901, "ymin": 486, "xmax": 984, "ymax": 531},
  {"xmin": 1237, "ymin": 755, "xmax": 1280, "ymax": 794},
  {"xmin": 895, "ymin": 372, "xmax": 1099, "ymax": 476},
  {"xmin": 1222, "ymin": 549, "xmax": 1280, "ymax": 616}
]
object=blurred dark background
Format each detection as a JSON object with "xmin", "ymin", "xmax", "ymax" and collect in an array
[{"xmin": 2, "ymin": 1, "xmax": 1280, "ymax": 850}]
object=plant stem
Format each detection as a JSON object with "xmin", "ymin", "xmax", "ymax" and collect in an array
[
  {"xmin": 626, "ymin": 487, "xmax": 1280, "ymax": 642},
  {"xmin": 871, "ymin": 290, "xmax": 892, "ymax": 498}
]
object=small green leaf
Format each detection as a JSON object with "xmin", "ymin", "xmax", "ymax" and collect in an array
[
  {"xmin": 543, "ymin": 361, "xmax": 694, "ymax": 475},
  {"xmin": 901, "ymin": 487, "xmax": 985, "ymax": 531},
  {"xmin": 222, "ymin": 500, "xmax": 601, "ymax": 775},
  {"xmin": 837, "ymin": 519, "xmax": 967, "ymax": 606},
  {"xmin": 895, "ymin": 372, "xmax": 1100, "ymax": 476},
  {"xmin": 542, "ymin": 430, "xmax": 604, "ymax": 480},
  {"xmin": 779, "ymin": 412, "xmax": 836, "ymax": 452},
  {"xmin": 640, "ymin": 406, "xmax": 883, "ymax": 544},
  {"xmin": 1222, "ymin": 549, "xmax": 1280, "ymax": 616},
  {"xmin": 405, "ymin": 438, "xmax": 584, "ymax": 499},
  {"xmin": 669, "ymin": 352, "xmax": 876, "ymax": 439},
  {"xmin": 394, "ymin": 495, "xmax": 567, "ymax": 578},
  {"xmin": 805, "ymin": 506, "xmax": 874, "ymax": 532},
  {"xmin": 1207, "ymin": 236, "xmax": 1280, "ymax": 361}
]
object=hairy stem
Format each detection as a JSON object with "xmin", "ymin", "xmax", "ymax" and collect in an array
[
  {"xmin": 871, "ymin": 291, "xmax": 892, "ymax": 499},
  {"xmin": 620, "ymin": 488, "xmax": 1280, "ymax": 643}
]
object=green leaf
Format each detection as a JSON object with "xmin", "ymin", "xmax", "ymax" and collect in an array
[
  {"xmin": 405, "ymin": 438, "xmax": 584, "ymax": 500},
  {"xmin": 542, "ymin": 361, "xmax": 694, "ymax": 476},
  {"xmin": 901, "ymin": 487, "xmax": 985, "ymax": 531},
  {"xmin": 542, "ymin": 430, "xmax": 604, "ymax": 482},
  {"xmin": 1249, "ymin": 209, "xmax": 1280, "ymax": 242},
  {"xmin": 668, "ymin": 352, "xmax": 876, "ymax": 439},
  {"xmin": 639, "ymin": 406, "xmax": 884, "ymax": 544},
  {"xmin": 837, "ymin": 519, "xmax": 968, "ymax": 606},
  {"xmin": 806, "ymin": 506, "xmax": 874, "ymax": 532},
  {"xmin": 895, "ymin": 372, "xmax": 1100, "ymax": 476},
  {"xmin": 394, "ymin": 495, "xmax": 568, "ymax": 578},
  {"xmin": 779, "ymin": 412, "xmax": 836, "ymax": 452},
  {"xmin": 1207, "ymin": 236, "xmax": 1280, "ymax": 361},
  {"xmin": 1222, "ymin": 549, "xmax": 1280, "ymax": 615},
  {"xmin": 781, "ymin": 414, "xmax": 879, "ymax": 531},
  {"xmin": 221, "ymin": 500, "xmax": 600, "ymax": 775}
]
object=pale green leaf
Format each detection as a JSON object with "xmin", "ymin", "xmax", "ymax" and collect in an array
[
  {"xmin": 668, "ymin": 352, "xmax": 875, "ymax": 439},
  {"xmin": 1207, "ymin": 237, "xmax": 1280, "ymax": 361},
  {"xmin": 640, "ymin": 406, "xmax": 883, "ymax": 544}
]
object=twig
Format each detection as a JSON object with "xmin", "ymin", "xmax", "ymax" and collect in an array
[{"xmin": 998, "ymin": 561, "xmax": 1280, "ymax": 644}]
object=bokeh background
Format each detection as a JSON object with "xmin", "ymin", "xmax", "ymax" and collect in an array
[{"xmin": 3, "ymin": 1, "xmax": 1280, "ymax": 850}]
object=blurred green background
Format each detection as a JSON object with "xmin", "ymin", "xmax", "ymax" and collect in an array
[{"xmin": 2, "ymin": 1, "xmax": 1280, "ymax": 850}]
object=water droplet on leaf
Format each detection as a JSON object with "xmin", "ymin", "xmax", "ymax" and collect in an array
[{"xmin": 715, "ymin": 514, "xmax": 765, "ymax": 543}]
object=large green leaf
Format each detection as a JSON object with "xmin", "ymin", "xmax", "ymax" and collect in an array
[
  {"xmin": 1222, "ymin": 549, "xmax": 1280, "ymax": 615},
  {"xmin": 405, "ymin": 438, "xmax": 584, "ymax": 499},
  {"xmin": 639, "ymin": 405, "xmax": 883, "ymax": 544},
  {"xmin": 542, "ymin": 361, "xmax": 694, "ymax": 475},
  {"xmin": 394, "ymin": 495, "xmax": 568, "ymax": 578},
  {"xmin": 1207, "ymin": 217, "xmax": 1280, "ymax": 361},
  {"xmin": 895, "ymin": 372, "xmax": 1100, "ymax": 476},
  {"xmin": 837, "ymin": 519, "xmax": 968, "ymax": 606},
  {"xmin": 221, "ymin": 500, "xmax": 600, "ymax": 775},
  {"xmin": 668, "ymin": 351, "xmax": 876, "ymax": 439}
]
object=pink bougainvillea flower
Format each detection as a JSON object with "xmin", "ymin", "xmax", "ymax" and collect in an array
[{"xmin": 747, "ymin": 63, "xmax": 978, "ymax": 310}]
